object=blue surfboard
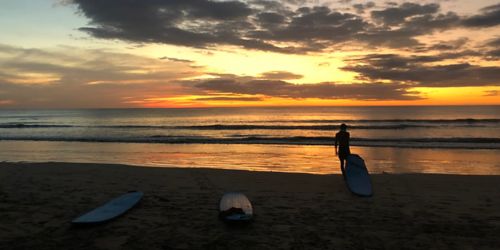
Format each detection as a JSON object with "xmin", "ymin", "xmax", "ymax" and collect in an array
[
  {"xmin": 72, "ymin": 191, "xmax": 143, "ymax": 224},
  {"xmin": 345, "ymin": 154, "xmax": 373, "ymax": 197}
]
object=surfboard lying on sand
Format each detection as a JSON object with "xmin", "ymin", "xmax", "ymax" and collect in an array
[
  {"xmin": 72, "ymin": 191, "xmax": 144, "ymax": 224},
  {"xmin": 345, "ymin": 154, "xmax": 373, "ymax": 197},
  {"xmin": 219, "ymin": 192, "xmax": 253, "ymax": 222}
]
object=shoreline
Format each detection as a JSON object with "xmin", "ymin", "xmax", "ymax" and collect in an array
[
  {"xmin": 1, "ymin": 138, "xmax": 499, "ymax": 150},
  {"xmin": 1, "ymin": 162, "xmax": 500, "ymax": 249},
  {"xmin": 1, "ymin": 141, "xmax": 499, "ymax": 175},
  {"xmin": 2, "ymin": 160, "xmax": 500, "ymax": 176}
]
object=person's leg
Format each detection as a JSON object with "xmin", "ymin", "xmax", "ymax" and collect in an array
[{"xmin": 339, "ymin": 156, "xmax": 346, "ymax": 177}]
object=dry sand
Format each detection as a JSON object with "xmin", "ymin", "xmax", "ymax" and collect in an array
[{"xmin": 0, "ymin": 162, "xmax": 499, "ymax": 250}]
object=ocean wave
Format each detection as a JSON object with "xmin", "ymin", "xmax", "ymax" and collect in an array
[
  {"xmin": 0, "ymin": 124, "xmax": 74, "ymax": 128},
  {"xmin": 175, "ymin": 124, "xmax": 434, "ymax": 130},
  {"xmin": 0, "ymin": 122, "xmax": 496, "ymax": 130},
  {"xmin": 1, "ymin": 136, "xmax": 498, "ymax": 149},
  {"xmin": 252, "ymin": 119, "xmax": 500, "ymax": 124}
]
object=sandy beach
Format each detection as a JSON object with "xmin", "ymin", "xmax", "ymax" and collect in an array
[{"xmin": 0, "ymin": 162, "xmax": 499, "ymax": 249}]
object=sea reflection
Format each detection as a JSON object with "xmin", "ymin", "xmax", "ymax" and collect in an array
[{"xmin": 0, "ymin": 141, "xmax": 499, "ymax": 175}]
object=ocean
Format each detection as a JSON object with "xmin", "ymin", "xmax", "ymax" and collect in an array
[{"xmin": 1, "ymin": 106, "xmax": 499, "ymax": 174}]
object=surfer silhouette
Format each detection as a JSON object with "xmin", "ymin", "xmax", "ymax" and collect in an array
[{"xmin": 335, "ymin": 123, "xmax": 351, "ymax": 178}]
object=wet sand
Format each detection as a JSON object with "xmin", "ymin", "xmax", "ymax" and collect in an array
[
  {"xmin": 1, "ymin": 162, "xmax": 499, "ymax": 249},
  {"xmin": 2, "ymin": 141, "xmax": 500, "ymax": 175}
]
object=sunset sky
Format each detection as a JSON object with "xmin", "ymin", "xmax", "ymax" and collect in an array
[{"xmin": 0, "ymin": 0, "xmax": 499, "ymax": 108}]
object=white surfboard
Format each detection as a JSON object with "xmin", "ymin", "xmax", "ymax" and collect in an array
[
  {"xmin": 219, "ymin": 192, "xmax": 253, "ymax": 222},
  {"xmin": 345, "ymin": 154, "xmax": 373, "ymax": 197},
  {"xmin": 72, "ymin": 191, "xmax": 143, "ymax": 224}
]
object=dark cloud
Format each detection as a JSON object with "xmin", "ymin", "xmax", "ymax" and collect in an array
[
  {"xmin": 248, "ymin": 0, "xmax": 291, "ymax": 12},
  {"xmin": 485, "ymin": 48, "xmax": 500, "ymax": 60},
  {"xmin": 256, "ymin": 12, "xmax": 287, "ymax": 25},
  {"xmin": 485, "ymin": 37, "xmax": 500, "ymax": 47},
  {"xmin": 371, "ymin": 3, "xmax": 440, "ymax": 26},
  {"xmin": 159, "ymin": 57, "xmax": 194, "ymax": 63},
  {"xmin": 358, "ymin": 4, "xmax": 460, "ymax": 48},
  {"xmin": 282, "ymin": 0, "xmax": 309, "ymax": 6},
  {"xmin": 343, "ymin": 53, "xmax": 500, "ymax": 87},
  {"xmin": 356, "ymin": 28, "xmax": 420, "ymax": 48},
  {"xmin": 71, "ymin": 0, "xmax": 491, "ymax": 53},
  {"xmin": 427, "ymin": 37, "xmax": 468, "ymax": 51},
  {"xmin": 247, "ymin": 6, "xmax": 372, "ymax": 51},
  {"xmin": 483, "ymin": 37, "xmax": 500, "ymax": 60},
  {"xmin": 77, "ymin": 0, "xmax": 252, "ymax": 22},
  {"xmin": 491, "ymin": 48, "xmax": 500, "ymax": 56},
  {"xmin": 194, "ymin": 96, "xmax": 264, "ymax": 101},
  {"xmin": 348, "ymin": 50, "xmax": 483, "ymax": 66},
  {"xmin": 259, "ymin": 71, "xmax": 303, "ymax": 80},
  {"xmin": 462, "ymin": 3, "xmax": 500, "ymax": 27},
  {"xmin": 231, "ymin": 38, "xmax": 302, "ymax": 54},
  {"xmin": 402, "ymin": 12, "xmax": 460, "ymax": 32},
  {"xmin": 194, "ymin": 76, "xmax": 420, "ymax": 100},
  {"xmin": 338, "ymin": 0, "xmax": 353, "ymax": 4},
  {"xmin": 251, "ymin": 6, "xmax": 367, "ymax": 41},
  {"xmin": 353, "ymin": 2, "xmax": 376, "ymax": 14},
  {"xmin": 74, "ymin": 0, "xmax": 278, "ymax": 51}
]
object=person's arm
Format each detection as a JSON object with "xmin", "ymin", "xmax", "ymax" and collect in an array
[{"xmin": 334, "ymin": 133, "xmax": 338, "ymax": 155}]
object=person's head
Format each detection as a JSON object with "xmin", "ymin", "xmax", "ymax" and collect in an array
[{"xmin": 340, "ymin": 123, "xmax": 347, "ymax": 131}]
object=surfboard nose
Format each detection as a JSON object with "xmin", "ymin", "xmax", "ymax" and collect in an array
[
  {"xmin": 219, "ymin": 192, "xmax": 253, "ymax": 222},
  {"xmin": 72, "ymin": 191, "xmax": 144, "ymax": 224}
]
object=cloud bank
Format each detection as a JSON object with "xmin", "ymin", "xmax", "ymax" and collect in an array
[
  {"xmin": 71, "ymin": 1, "xmax": 500, "ymax": 53},
  {"xmin": 0, "ymin": 44, "xmax": 203, "ymax": 107},
  {"xmin": 343, "ymin": 53, "xmax": 500, "ymax": 87},
  {"xmin": 192, "ymin": 74, "xmax": 421, "ymax": 100}
]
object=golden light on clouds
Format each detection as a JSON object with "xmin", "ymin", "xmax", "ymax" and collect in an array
[
  {"xmin": 0, "ymin": 0, "xmax": 499, "ymax": 108},
  {"xmin": 142, "ymin": 94, "xmax": 362, "ymax": 108},
  {"xmin": 6, "ymin": 73, "xmax": 61, "ymax": 85},
  {"xmin": 411, "ymin": 87, "xmax": 500, "ymax": 105},
  {"xmin": 135, "ymin": 44, "xmax": 358, "ymax": 84}
]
